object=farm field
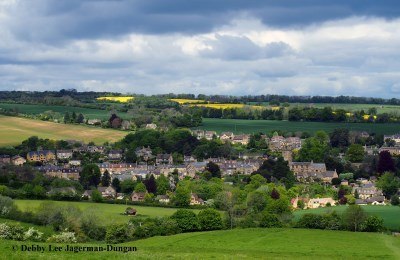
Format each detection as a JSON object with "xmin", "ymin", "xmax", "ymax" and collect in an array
[
  {"xmin": 247, "ymin": 102, "xmax": 400, "ymax": 114},
  {"xmin": 0, "ymin": 103, "xmax": 130, "ymax": 120},
  {"xmin": 293, "ymin": 205, "xmax": 400, "ymax": 231},
  {"xmin": 14, "ymin": 200, "xmax": 200, "ymax": 226},
  {"xmin": 96, "ymin": 96, "xmax": 134, "ymax": 103},
  {"xmin": 189, "ymin": 103, "xmax": 265, "ymax": 109},
  {"xmin": 0, "ymin": 115, "xmax": 128, "ymax": 146},
  {"xmin": 196, "ymin": 118, "xmax": 400, "ymax": 135},
  {"xmin": 169, "ymin": 98, "xmax": 206, "ymax": 104},
  {"xmin": 1, "ymin": 228, "xmax": 400, "ymax": 259}
]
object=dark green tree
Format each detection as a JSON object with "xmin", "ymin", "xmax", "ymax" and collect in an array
[
  {"xmin": 79, "ymin": 164, "xmax": 101, "ymax": 189},
  {"xmin": 101, "ymin": 170, "xmax": 111, "ymax": 187}
]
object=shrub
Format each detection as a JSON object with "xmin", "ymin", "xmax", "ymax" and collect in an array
[
  {"xmin": 0, "ymin": 223, "xmax": 25, "ymax": 240},
  {"xmin": 391, "ymin": 195, "xmax": 400, "ymax": 206},
  {"xmin": 171, "ymin": 209, "xmax": 199, "ymax": 232},
  {"xmin": 259, "ymin": 212, "xmax": 283, "ymax": 228},
  {"xmin": 105, "ymin": 224, "xmax": 129, "ymax": 244},
  {"xmin": 0, "ymin": 195, "xmax": 17, "ymax": 217},
  {"xmin": 296, "ymin": 214, "xmax": 325, "ymax": 229},
  {"xmin": 24, "ymin": 227, "xmax": 44, "ymax": 242},
  {"xmin": 47, "ymin": 231, "xmax": 77, "ymax": 243},
  {"xmin": 360, "ymin": 216, "xmax": 385, "ymax": 232},
  {"xmin": 198, "ymin": 208, "xmax": 223, "ymax": 231},
  {"xmin": 91, "ymin": 190, "xmax": 103, "ymax": 203}
]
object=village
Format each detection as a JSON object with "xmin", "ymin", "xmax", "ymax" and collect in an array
[{"xmin": 1, "ymin": 128, "xmax": 398, "ymax": 210}]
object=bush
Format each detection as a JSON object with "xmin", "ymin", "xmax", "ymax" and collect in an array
[
  {"xmin": 198, "ymin": 208, "xmax": 223, "ymax": 231},
  {"xmin": 24, "ymin": 227, "xmax": 44, "ymax": 242},
  {"xmin": 391, "ymin": 195, "xmax": 400, "ymax": 206},
  {"xmin": 0, "ymin": 195, "xmax": 17, "ymax": 217},
  {"xmin": 0, "ymin": 223, "xmax": 25, "ymax": 240},
  {"xmin": 105, "ymin": 224, "xmax": 129, "ymax": 244},
  {"xmin": 171, "ymin": 209, "xmax": 199, "ymax": 232},
  {"xmin": 47, "ymin": 231, "xmax": 77, "ymax": 243},
  {"xmin": 259, "ymin": 212, "xmax": 283, "ymax": 228},
  {"xmin": 296, "ymin": 214, "xmax": 325, "ymax": 229},
  {"xmin": 91, "ymin": 190, "xmax": 103, "ymax": 203},
  {"xmin": 360, "ymin": 216, "xmax": 385, "ymax": 232}
]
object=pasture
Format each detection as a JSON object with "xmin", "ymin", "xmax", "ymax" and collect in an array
[
  {"xmin": 1, "ymin": 228, "xmax": 400, "ymax": 259},
  {"xmin": 247, "ymin": 102, "xmax": 400, "ymax": 115},
  {"xmin": 293, "ymin": 205, "xmax": 400, "ymax": 231},
  {"xmin": 0, "ymin": 115, "xmax": 128, "ymax": 146},
  {"xmin": 196, "ymin": 118, "xmax": 400, "ymax": 135},
  {"xmin": 0, "ymin": 103, "xmax": 130, "ymax": 120},
  {"xmin": 14, "ymin": 200, "xmax": 199, "ymax": 226}
]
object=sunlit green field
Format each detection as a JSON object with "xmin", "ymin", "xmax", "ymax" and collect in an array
[
  {"xmin": 293, "ymin": 205, "xmax": 400, "ymax": 231},
  {"xmin": 14, "ymin": 200, "xmax": 200, "ymax": 226},
  {"xmin": 0, "ymin": 103, "xmax": 129, "ymax": 120},
  {"xmin": 197, "ymin": 118, "xmax": 400, "ymax": 135},
  {"xmin": 1, "ymin": 228, "xmax": 399, "ymax": 259},
  {"xmin": 0, "ymin": 115, "xmax": 128, "ymax": 146}
]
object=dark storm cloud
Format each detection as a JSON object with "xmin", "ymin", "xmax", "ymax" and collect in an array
[{"xmin": 6, "ymin": 0, "xmax": 400, "ymax": 42}]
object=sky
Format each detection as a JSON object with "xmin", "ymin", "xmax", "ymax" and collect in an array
[{"xmin": 1, "ymin": 0, "xmax": 400, "ymax": 98}]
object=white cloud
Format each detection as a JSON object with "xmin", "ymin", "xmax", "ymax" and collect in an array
[{"xmin": 1, "ymin": 14, "xmax": 400, "ymax": 97}]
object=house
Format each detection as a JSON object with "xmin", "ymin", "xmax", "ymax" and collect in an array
[
  {"xmin": 289, "ymin": 161, "xmax": 327, "ymax": 182},
  {"xmin": 231, "ymin": 134, "xmax": 250, "ymax": 145},
  {"xmin": 156, "ymin": 195, "xmax": 170, "ymax": 204},
  {"xmin": 220, "ymin": 132, "xmax": 234, "ymax": 141},
  {"xmin": 56, "ymin": 150, "xmax": 73, "ymax": 160},
  {"xmin": 87, "ymin": 146, "xmax": 105, "ymax": 154},
  {"xmin": 97, "ymin": 186, "xmax": 116, "ymax": 199},
  {"xmin": 307, "ymin": 198, "xmax": 336, "ymax": 209},
  {"xmin": 192, "ymin": 130, "xmax": 205, "ymax": 139},
  {"xmin": 37, "ymin": 166, "xmax": 80, "ymax": 180},
  {"xmin": 190, "ymin": 193, "xmax": 204, "ymax": 205},
  {"xmin": 131, "ymin": 192, "xmax": 146, "ymax": 202},
  {"xmin": 27, "ymin": 150, "xmax": 56, "ymax": 162},
  {"xmin": 322, "ymin": 170, "xmax": 339, "ymax": 183},
  {"xmin": 135, "ymin": 147, "xmax": 153, "ymax": 160},
  {"xmin": 108, "ymin": 150, "xmax": 123, "ymax": 161},
  {"xmin": 269, "ymin": 136, "xmax": 302, "ymax": 151},
  {"xmin": 205, "ymin": 131, "xmax": 217, "ymax": 140},
  {"xmin": 356, "ymin": 196, "xmax": 386, "ymax": 205},
  {"xmin": 11, "ymin": 155, "xmax": 26, "ymax": 166},
  {"xmin": 145, "ymin": 123, "xmax": 157, "ymax": 129},
  {"xmin": 383, "ymin": 134, "xmax": 400, "ymax": 145},
  {"xmin": 354, "ymin": 184, "xmax": 383, "ymax": 199},
  {"xmin": 87, "ymin": 119, "xmax": 102, "ymax": 125},
  {"xmin": 69, "ymin": 160, "xmax": 81, "ymax": 166},
  {"xmin": 0, "ymin": 155, "xmax": 11, "ymax": 164},
  {"xmin": 156, "ymin": 154, "xmax": 173, "ymax": 165},
  {"xmin": 82, "ymin": 190, "xmax": 93, "ymax": 199},
  {"xmin": 184, "ymin": 155, "xmax": 196, "ymax": 163},
  {"xmin": 379, "ymin": 147, "xmax": 400, "ymax": 156}
]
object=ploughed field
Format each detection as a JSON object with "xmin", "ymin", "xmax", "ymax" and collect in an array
[
  {"xmin": 1, "ymin": 228, "xmax": 399, "ymax": 259},
  {"xmin": 197, "ymin": 118, "xmax": 400, "ymax": 135},
  {"xmin": 0, "ymin": 115, "xmax": 128, "ymax": 146}
]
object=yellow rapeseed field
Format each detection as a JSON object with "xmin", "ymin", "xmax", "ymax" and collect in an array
[
  {"xmin": 169, "ymin": 99, "xmax": 207, "ymax": 104},
  {"xmin": 96, "ymin": 96, "xmax": 134, "ymax": 103},
  {"xmin": 189, "ymin": 103, "xmax": 265, "ymax": 109}
]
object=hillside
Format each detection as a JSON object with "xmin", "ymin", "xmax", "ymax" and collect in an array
[
  {"xmin": 2, "ymin": 228, "xmax": 400, "ymax": 259},
  {"xmin": 0, "ymin": 115, "xmax": 128, "ymax": 146}
]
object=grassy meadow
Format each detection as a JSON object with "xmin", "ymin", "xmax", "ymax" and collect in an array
[
  {"xmin": 293, "ymin": 205, "xmax": 400, "ymax": 231},
  {"xmin": 0, "ymin": 115, "xmax": 128, "ymax": 146},
  {"xmin": 1, "ymin": 228, "xmax": 400, "ymax": 259},
  {"xmin": 14, "ymin": 200, "xmax": 200, "ymax": 226},
  {"xmin": 196, "ymin": 118, "xmax": 400, "ymax": 135},
  {"xmin": 0, "ymin": 103, "xmax": 130, "ymax": 120}
]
